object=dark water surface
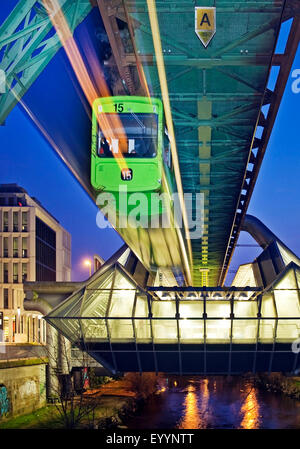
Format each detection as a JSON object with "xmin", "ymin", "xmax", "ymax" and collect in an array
[{"xmin": 124, "ymin": 377, "xmax": 300, "ymax": 429}]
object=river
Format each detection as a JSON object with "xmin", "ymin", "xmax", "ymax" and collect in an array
[{"xmin": 124, "ymin": 376, "xmax": 300, "ymax": 429}]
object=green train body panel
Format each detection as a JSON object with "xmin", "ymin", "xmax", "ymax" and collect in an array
[
  {"xmin": 91, "ymin": 96, "xmax": 163, "ymax": 193},
  {"xmin": 91, "ymin": 95, "xmax": 175, "ymax": 217}
]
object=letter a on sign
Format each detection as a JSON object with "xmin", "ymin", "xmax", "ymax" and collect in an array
[{"xmin": 195, "ymin": 7, "xmax": 216, "ymax": 47}]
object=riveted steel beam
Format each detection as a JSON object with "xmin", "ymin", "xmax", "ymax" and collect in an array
[{"xmin": 218, "ymin": 13, "xmax": 300, "ymax": 285}]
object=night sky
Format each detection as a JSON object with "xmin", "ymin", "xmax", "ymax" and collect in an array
[{"xmin": 0, "ymin": 4, "xmax": 299, "ymax": 283}]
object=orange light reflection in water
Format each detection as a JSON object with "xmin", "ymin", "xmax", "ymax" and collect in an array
[
  {"xmin": 177, "ymin": 379, "xmax": 209, "ymax": 429},
  {"xmin": 240, "ymin": 387, "xmax": 260, "ymax": 429}
]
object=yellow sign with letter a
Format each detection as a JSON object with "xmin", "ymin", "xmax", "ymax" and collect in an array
[{"xmin": 195, "ymin": 7, "xmax": 216, "ymax": 47}]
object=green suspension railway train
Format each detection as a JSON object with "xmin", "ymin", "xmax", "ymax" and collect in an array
[{"xmin": 90, "ymin": 96, "xmax": 192, "ymax": 284}]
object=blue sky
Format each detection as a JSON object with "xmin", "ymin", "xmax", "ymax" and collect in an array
[{"xmin": 0, "ymin": 6, "xmax": 299, "ymax": 283}]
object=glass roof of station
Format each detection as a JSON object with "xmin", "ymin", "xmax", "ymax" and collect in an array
[{"xmin": 46, "ymin": 261, "xmax": 300, "ymax": 347}]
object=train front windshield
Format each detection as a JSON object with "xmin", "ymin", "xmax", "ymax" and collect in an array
[{"xmin": 98, "ymin": 113, "xmax": 158, "ymax": 158}]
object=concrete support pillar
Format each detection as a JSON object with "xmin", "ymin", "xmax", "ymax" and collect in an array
[{"xmin": 46, "ymin": 323, "xmax": 59, "ymax": 398}]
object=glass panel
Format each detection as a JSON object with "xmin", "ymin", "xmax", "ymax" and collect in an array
[
  {"xmin": 234, "ymin": 301, "xmax": 258, "ymax": 318},
  {"xmin": 117, "ymin": 248, "xmax": 131, "ymax": 266},
  {"xmin": 180, "ymin": 300, "xmax": 203, "ymax": 318},
  {"xmin": 82, "ymin": 269, "xmax": 114, "ymax": 317},
  {"xmin": 259, "ymin": 319, "xmax": 276, "ymax": 342},
  {"xmin": 13, "ymin": 263, "xmax": 18, "ymax": 283},
  {"xmin": 231, "ymin": 263, "xmax": 256, "ymax": 287},
  {"xmin": 22, "ymin": 212, "xmax": 28, "ymax": 231},
  {"xmin": 81, "ymin": 318, "xmax": 107, "ymax": 341},
  {"xmin": 22, "ymin": 264, "xmax": 27, "ymax": 282},
  {"xmin": 22, "ymin": 238, "xmax": 28, "ymax": 257},
  {"xmin": 13, "ymin": 211, "xmax": 19, "ymax": 232},
  {"xmin": 98, "ymin": 113, "xmax": 158, "ymax": 158},
  {"xmin": 152, "ymin": 301, "xmax": 176, "ymax": 318},
  {"xmin": 3, "ymin": 212, "xmax": 9, "ymax": 231},
  {"xmin": 109, "ymin": 270, "xmax": 136, "ymax": 318},
  {"xmin": 135, "ymin": 294, "xmax": 149, "ymax": 317},
  {"xmin": 276, "ymin": 319, "xmax": 300, "ymax": 342},
  {"xmin": 13, "ymin": 237, "xmax": 18, "ymax": 257},
  {"xmin": 109, "ymin": 319, "xmax": 134, "ymax": 341},
  {"xmin": 206, "ymin": 319, "xmax": 231, "ymax": 342},
  {"xmin": 135, "ymin": 318, "xmax": 151, "ymax": 342},
  {"xmin": 179, "ymin": 301, "xmax": 204, "ymax": 342},
  {"xmin": 83, "ymin": 290, "xmax": 111, "ymax": 318},
  {"xmin": 261, "ymin": 293, "xmax": 276, "ymax": 317},
  {"xmin": 3, "ymin": 289, "xmax": 9, "ymax": 309},
  {"xmin": 180, "ymin": 319, "xmax": 204, "ymax": 342},
  {"xmin": 3, "ymin": 237, "xmax": 8, "ymax": 257},
  {"xmin": 295, "ymin": 269, "xmax": 300, "ymax": 290},
  {"xmin": 232, "ymin": 319, "xmax": 258, "ymax": 343},
  {"xmin": 206, "ymin": 300, "xmax": 230, "ymax": 317},
  {"xmin": 152, "ymin": 319, "xmax": 177, "ymax": 342},
  {"xmin": 50, "ymin": 289, "xmax": 85, "ymax": 318},
  {"xmin": 48, "ymin": 318, "xmax": 82, "ymax": 344},
  {"xmin": 3, "ymin": 263, "xmax": 9, "ymax": 283},
  {"xmin": 274, "ymin": 270, "xmax": 300, "ymax": 317},
  {"xmin": 85, "ymin": 266, "xmax": 114, "ymax": 292}
]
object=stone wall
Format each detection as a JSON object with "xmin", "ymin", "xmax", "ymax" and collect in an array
[{"xmin": 0, "ymin": 361, "xmax": 47, "ymax": 419}]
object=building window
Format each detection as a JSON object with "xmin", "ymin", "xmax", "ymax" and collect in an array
[
  {"xmin": 3, "ymin": 263, "xmax": 9, "ymax": 283},
  {"xmin": 3, "ymin": 237, "xmax": 9, "ymax": 258},
  {"xmin": 22, "ymin": 237, "xmax": 28, "ymax": 258},
  {"xmin": 22, "ymin": 211, "xmax": 28, "ymax": 232},
  {"xmin": 35, "ymin": 217, "xmax": 56, "ymax": 281},
  {"xmin": 13, "ymin": 237, "xmax": 18, "ymax": 258},
  {"xmin": 13, "ymin": 263, "xmax": 18, "ymax": 283},
  {"xmin": 22, "ymin": 263, "xmax": 27, "ymax": 282},
  {"xmin": 4, "ymin": 318, "xmax": 9, "ymax": 342},
  {"xmin": 3, "ymin": 289, "xmax": 9, "ymax": 309},
  {"xmin": 13, "ymin": 211, "xmax": 19, "ymax": 232},
  {"xmin": 3, "ymin": 211, "xmax": 9, "ymax": 232}
]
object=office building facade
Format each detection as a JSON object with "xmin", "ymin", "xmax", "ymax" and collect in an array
[{"xmin": 0, "ymin": 184, "xmax": 71, "ymax": 344}]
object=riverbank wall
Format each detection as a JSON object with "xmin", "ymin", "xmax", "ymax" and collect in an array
[{"xmin": 0, "ymin": 358, "xmax": 47, "ymax": 420}]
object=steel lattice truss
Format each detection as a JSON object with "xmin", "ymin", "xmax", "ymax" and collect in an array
[
  {"xmin": 0, "ymin": 0, "xmax": 92, "ymax": 125},
  {"xmin": 100, "ymin": 0, "xmax": 300, "ymax": 286}
]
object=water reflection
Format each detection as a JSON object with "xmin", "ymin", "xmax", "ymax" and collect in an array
[
  {"xmin": 124, "ymin": 376, "xmax": 300, "ymax": 429},
  {"xmin": 178, "ymin": 384, "xmax": 201, "ymax": 429},
  {"xmin": 240, "ymin": 386, "xmax": 260, "ymax": 429}
]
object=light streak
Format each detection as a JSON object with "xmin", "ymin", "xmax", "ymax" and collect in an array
[
  {"xmin": 146, "ymin": 0, "xmax": 193, "ymax": 283},
  {"xmin": 42, "ymin": 0, "xmax": 127, "ymax": 169}
]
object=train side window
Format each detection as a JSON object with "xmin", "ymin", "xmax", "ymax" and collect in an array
[
  {"xmin": 163, "ymin": 127, "xmax": 172, "ymax": 168},
  {"xmin": 98, "ymin": 135, "xmax": 113, "ymax": 157}
]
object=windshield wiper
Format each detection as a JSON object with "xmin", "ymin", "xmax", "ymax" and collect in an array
[{"xmin": 128, "ymin": 108, "xmax": 146, "ymax": 132}]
